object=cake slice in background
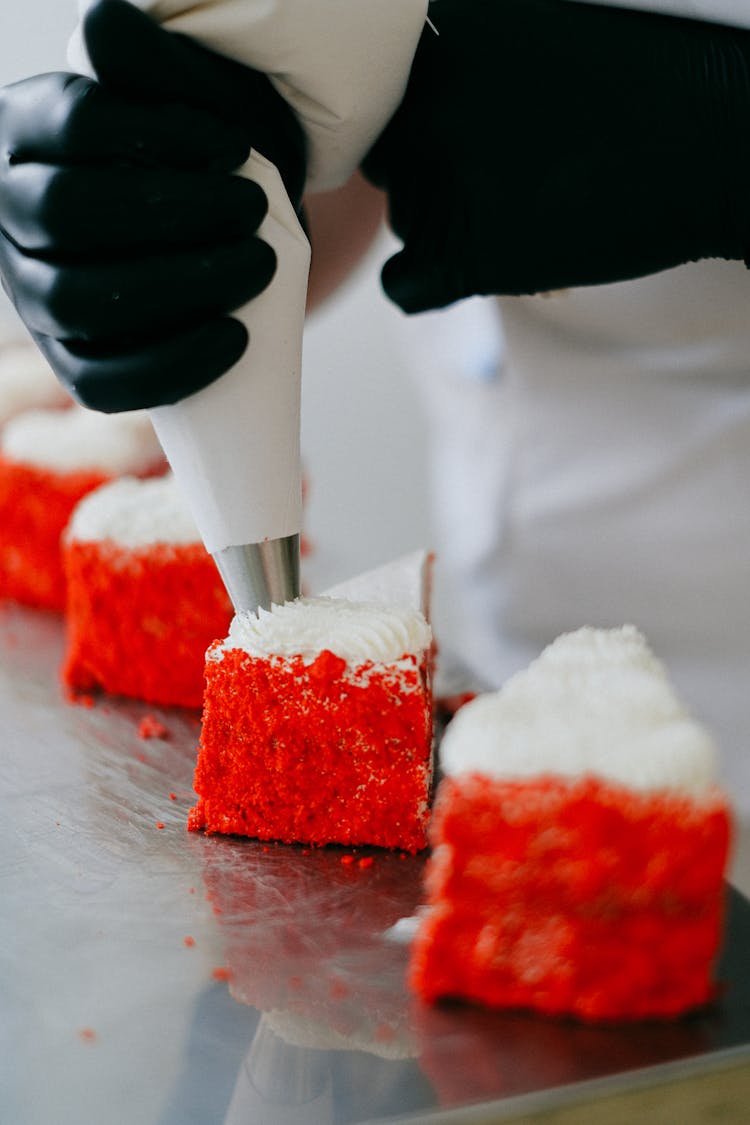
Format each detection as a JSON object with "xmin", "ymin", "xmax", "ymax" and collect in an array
[
  {"xmin": 410, "ymin": 625, "xmax": 733, "ymax": 1021},
  {"xmin": 324, "ymin": 549, "xmax": 433, "ymax": 618},
  {"xmin": 0, "ymin": 342, "xmax": 70, "ymax": 429},
  {"xmin": 0, "ymin": 405, "xmax": 165, "ymax": 611},
  {"xmin": 189, "ymin": 551, "xmax": 434, "ymax": 852},
  {"xmin": 62, "ymin": 474, "xmax": 233, "ymax": 708}
]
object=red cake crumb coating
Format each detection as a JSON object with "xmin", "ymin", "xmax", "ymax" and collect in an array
[
  {"xmin": 410, "ymin": 774, "xmax": 731, "ymax": 1021},
  {"xmin": 62, "ymin": 540, "xmax": 232, "ymax": 708},
  {"xmin": 188, "ymin": 646, "xmax": 433, "ymax": 851},
  {"xmin": 0, "ymin": 456, "xmax": 112, "ymax": 610}
]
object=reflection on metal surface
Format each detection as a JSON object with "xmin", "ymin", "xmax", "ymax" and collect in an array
[
  {"xmin": 1, "ymin": 604, "xmax": 750, "ymax": 1125},
  {"xmin": 224, "ymin": 1016, "xmax": 334, "ymax": 1125},
  {"xmin": 197, "ymin": 837, "xmax": 423, "ymax": 1058}
]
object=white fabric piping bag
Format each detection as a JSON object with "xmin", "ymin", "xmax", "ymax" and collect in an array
[
  {"xmin": 150, "ymin": 150, "xmax": 310, "ymax": 613},
  {"xmin": 69, "ymin": 0, "xmax": 428, "ymax": 613}
]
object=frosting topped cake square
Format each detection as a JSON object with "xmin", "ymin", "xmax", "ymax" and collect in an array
[
  {"xmin": 410, "ymin": 626, "xmax": 733, "ymax": 1020},
  {"xmin": 189, "ymin": 553, "xmax": 435, "ymax": 851}
]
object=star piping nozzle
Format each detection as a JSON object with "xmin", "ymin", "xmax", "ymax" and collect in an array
[{"xmin": 213, "ymin": 534, "xmax": 300, "ymax": 615}]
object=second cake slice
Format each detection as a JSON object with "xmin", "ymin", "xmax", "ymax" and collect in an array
[{"xmin": 188, "ymin": 553, "xmax": 434, "ymax": 852}]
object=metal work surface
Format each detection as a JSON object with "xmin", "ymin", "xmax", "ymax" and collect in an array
[{"xmin": 2, "ymin": 604, "xmax": 749, "ymax": 1124}]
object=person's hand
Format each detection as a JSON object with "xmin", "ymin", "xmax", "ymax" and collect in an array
[
  {"xmin": 0, "ymin": 0, "xmax": 306, "ymax": 412},
  {"xmin": 364, "ymin": 0, "xmax": 750, "ymax": 312}
]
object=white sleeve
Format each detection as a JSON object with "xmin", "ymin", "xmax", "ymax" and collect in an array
[
  {"xmin": 70, "ymin": 0, "xmax": 428, "ymax": 192},
  {"xmin": 570, "ymin": 1, "xmax": 750, "ymax": 30}
]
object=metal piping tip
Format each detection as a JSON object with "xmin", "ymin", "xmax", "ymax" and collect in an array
[{"xmin": 213, "ymin": 534, "xmax": 300, "ymax": 615}]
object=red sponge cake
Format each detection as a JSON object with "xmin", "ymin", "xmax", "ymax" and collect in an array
[
  {"xmin": 0, "ymin": 406, "xmax": 164, "ymax": 611},
  {"xmin": 410, "ymin": 626, "xmax": 732, "ymax": 1021},
  {"xmin": 189, "ymin": 552, "xmax": 434, "ymax": 851},
  {"xmin": 62, "ymin": 474, "xmax": 233, "ymax": 708}
]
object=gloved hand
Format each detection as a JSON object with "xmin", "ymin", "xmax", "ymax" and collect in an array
[
  {"xmin": 364, "ymin": 0, "xmax": 750, "ymax": 312},
  {"xmin": 0, "ymin": 0, "xmax": 306, "ymax": 412}
]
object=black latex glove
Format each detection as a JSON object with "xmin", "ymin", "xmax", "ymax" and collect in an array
[
  {"xmin": 364, "ymin": 0, "xmax": 750, "ymax": 312},
  {"xmin": 0, "ymin": 0, "xmax": 306, "ymax": 412}
]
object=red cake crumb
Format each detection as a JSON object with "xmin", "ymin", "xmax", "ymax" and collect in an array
[
  {"xmin": 62, "ymin": 540, "xmax": 232, "ymax": 708},
  {"xmin": 212, "ymin": 967, "xmax": 231, "ymax": 982},
  {"xmin": 374, "ymin": 1023, "xmax": 397, "ymax": 1044},
  {"xmin": 68, "ymin": 692, "xmax": 96, "ymax": 709},
  {"xmin": 0, "ymin": 457, "xmax": 112, "ymax": 610},
  {"xmin": 188, "ymin": 645, "xmax": 432, "ymax": 852},
  {"xmin": 410, "ymin": 774, "xmax": 731, "ymax": 1021},
  {"xmin": 183, "ymin": 936, "xmax": 195, "ymax": 948},
  {"xmin": 137, "ymin": 715, "xmax": 169, "ymax": 740},
  {"xmin": 78, "ymin": 1028, "xmax": 97, "ymax": 1043}
]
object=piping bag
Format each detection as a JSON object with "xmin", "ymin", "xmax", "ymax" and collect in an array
[{"xmin": 69, "ymin": 0, "xmax": 428, "ymax": 615}]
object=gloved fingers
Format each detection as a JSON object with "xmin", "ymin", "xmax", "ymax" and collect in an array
[
  {"xmin": 33, "ymin": 316, "xmax": 249, "ymax": 413},
  {"xmin": 529, "ymin": 144, "xmax": 741, "ymax": 286},
  {"xmin": 1, "ymin": 162, "xmax": 268, "ymax": 255},
  {"xmin": 0, "ymin": 231, "xmax": 276, "ymax": 342},
  {"xmin": 84, "ymin": 0, "xmax": 260, "ymax": 113},
  {"xmin": 83, "ymin": 0, "xmax": 306, "ymax": 207},
  {"xmin": 381, "ymin": 139, "xmax": 741, "ymax": 312},
  {"xmin": 381, "ymin": 245, "xmax": 456, "ymax": 314},
  {"xmin": 0, "ymin": 72, "xmax": 250, "ymax": 173}
]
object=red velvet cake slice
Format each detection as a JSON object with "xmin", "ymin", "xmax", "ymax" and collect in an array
[
  {"xmin": 62, "ymin": 474, "xmax": 233, "ymax": 708},
  {"xmin": 189, "ymin": 552, "xmax": 434, "ymax": 851},
  {"xmin": 0, "ymin": 405, "xmax": 164, "ymax": 611},
  {"xmin": 410, "ymin": 625, "xmax": 733, "ymax": 1021}
]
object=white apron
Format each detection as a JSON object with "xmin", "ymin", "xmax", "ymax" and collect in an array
[{"xmin": 403, "ymin": 261, "xmax": 750, "ymax": 815}]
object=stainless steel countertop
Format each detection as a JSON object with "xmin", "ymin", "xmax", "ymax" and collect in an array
[{"xmin": 2, "ymin": 603, "xmax": 749, "ymax": 1125}]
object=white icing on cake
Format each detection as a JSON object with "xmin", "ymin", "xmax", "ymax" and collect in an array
[
  {"xmin": 223, "ymin": 596, "xmax": 432, "ymax": 666},
  {"xmin": 66, "ymin": 474, "xmax": 200, "ymax": 547},
  {"xmin": 440, "ymin": 625, "xmax": 717, "ymax": 798},
  {"xmin": 1, "ymin": 404, "xmax": 163, "ymax": 473},
  {"xmin": 0, "ymin": 344, "xmax": 70, "ymax": 427}
]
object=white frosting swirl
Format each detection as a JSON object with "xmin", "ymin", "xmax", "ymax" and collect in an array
[
  {"xmin": 440, "ymin": 626, "xmax": 718, "ymax": 798},
  {"xmin": 224, "ymin": 596, "xmax": 432, "ymax": 665},
  {"xmin": 67, "ymin": 474, "xmax": 200, "ymax": 547},
  {"xmin": 2, "ymin": 404, "xmax": 163, "ymax": 473}
]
